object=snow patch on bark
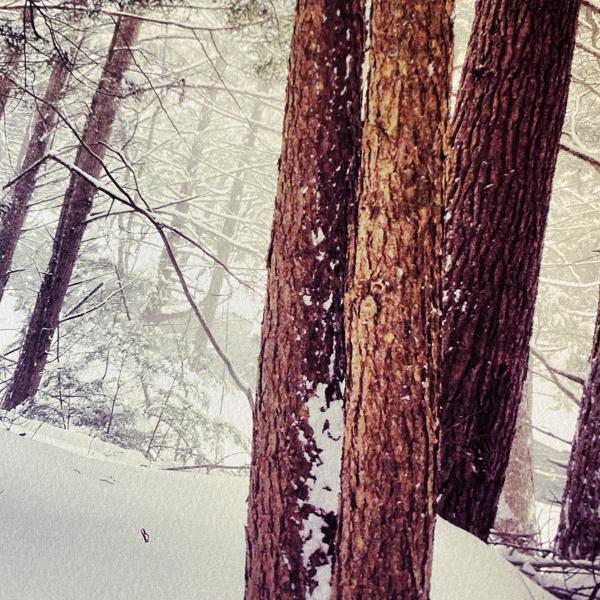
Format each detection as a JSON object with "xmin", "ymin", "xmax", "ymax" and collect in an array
[
  {"xmin": 311, "ymin": 227, "xmax": 326, "ymax": 246},
  {"xmin": 299, "ymin": 380, "xmax": 343, "ymax": 599}
]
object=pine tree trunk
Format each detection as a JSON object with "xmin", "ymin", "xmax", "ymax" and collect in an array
[
  {"xmin": 437, "ymin": 0, "xmax": 580, "ymax": 540},
  {"xmin": 0, "ymin": 45, "xmax": 21, "ymax": 120},
  {"xmin": 555, "ymin": 288, "xmax": 600, "ymax": 560},
  {"xmin": 2, "ymin": 16, "xmax": 141, "ymax": 411},
  {"xmin": 244, "ymin": 1, "xmax": 364, "ymax": 598},
  {"xmin": 332, "ymin": 2, "xmax": 452, "ymax": 599},
  {"xmin": 495, "ymin": 364, "xmax": 537, "ymax": 540},
  {"xmin": 0, "ymin": 51, "xmax": 74, "ymax": 304}
]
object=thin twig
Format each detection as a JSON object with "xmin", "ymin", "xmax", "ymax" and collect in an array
[{"xmin": 530, "ymin": 348, "xmax": 583, "ymax": 406}]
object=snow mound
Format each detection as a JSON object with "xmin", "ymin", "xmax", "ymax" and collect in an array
[
  {"xmin": 0, "ymin": 423, "xmax": 553, "ymax": 600},
  {"xmin": 432, "ymin": 519, "xmax": 553, "ymax": 600}
]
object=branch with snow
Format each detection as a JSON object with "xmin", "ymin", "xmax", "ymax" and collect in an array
[
  {"xmin": 4, "ymin": 152, "xmax": 256, "ymax": 413},
  {"xmin": 496, "ymin": 543, "xmax": 600, "ymax": 600}
]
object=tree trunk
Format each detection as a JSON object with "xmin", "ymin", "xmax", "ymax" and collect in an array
[
  {"xmin": 142, "ymin": 57, "xmax": 224, "ymax": 324},
  {"xmin": 244, "ymin": 1, "xmax": 364, "ymax": 598},
  {"xmin": 495, "ymin": 363, "xmax": 537, "ymax": 540},
  {"xmin": 2, "ymin": 16, "xmax": 141, "ymax": 411},
  {"xmin": 555, "ymin": 288, "xmax": 600, "ymax": 560},
  {"xmin": 0, "ymin": 44, "xmax": 21, "ymax": 120},
  {"xmin": 0, "ymin": 51, "xmax": 74, "ymax": 304},
  {"xmin": 437, "ymin": 0, "xmax": 580, "ymax": 540},
  {"xmin": 332, "ymin": 2, "xmax": 452, "ymax": 599},
  {"xmin": 196, "ymin": 98, "xmax": 264, "ymax": 356}
]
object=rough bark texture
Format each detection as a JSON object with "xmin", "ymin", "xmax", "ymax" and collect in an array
[
  {"xmin": 438, "ymin": 0, "xmax": 580, "ymax": 540},
  {"xmin": 0, "ymin": 45, "xmax": 21, "ymax": 120},
  {"xmin": 244, "ymin": 2, "xmax": 364, "ymax": 598},
  {"xmin": 0, "ymin": 52, "xmax": 74, "ymax": 304},
  {"xmin": 2, "ymin": 16, "xmax": 140, "ymax": 411},
  {"xmin": 332, "ymin": 2, "xmax": 452, "ymax": 599},
  {"xmin": 495, "ymin": 365, "xmax": 537, "ymax": 539},
  {"xmin": 555, "ymin": 288, "xmax": 600, "ymax": 560}
]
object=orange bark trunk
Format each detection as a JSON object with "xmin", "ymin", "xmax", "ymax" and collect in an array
[{"xmin": 333, "ymin": 1, "xmax": 453, "ymax": 598}]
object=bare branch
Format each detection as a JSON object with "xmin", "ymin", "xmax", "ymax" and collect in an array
[
  {"xmin": 560, "ymin": 140, "xmax": 600, "ymax": 171},
  {"xmin": 582, "ymin": 0, "xmax": 600, "ymax": 11},
  {"xmin": 162, "ymin": 463, "xmax": 250, "ymax": 472},
  {"xmin": 576, "ymin": 39, "xmax": 600, "ymax": 60},
  {"xmin": 29, "ymin": 154, "xmax": 255, "ymax": 412},
  {"xmin": 531, "ymin": 425, "xmax": 572, "ymax": 446},
  {"xmin": 530, "ymin": 348, "xmax": 585, "ymax": 386},
  {"xmin": 530, "ymin": 348, "xmax": 582, "ymax": 406}
]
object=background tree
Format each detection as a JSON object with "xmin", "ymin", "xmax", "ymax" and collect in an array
[
  {"xmin": 555, "ymin": 286, "xmax": 600, "ymax": 560},
  {"xmin": 0, "ymin": 14, "xmax": 24, "ymax": 120},
  {"xmin": 196, "ymin": 95, "xmax": 264, "ymax": 357},
  {"xmin": 333, "ymin": 1, "xmax": 452, "ymax": 598},
  {"xmin": 2, "ymin": 15, "xmax": 142, "ymax": 411},
  {"xmin": 244, "ymin": 0, "xmax": 364, "ymax": 598},
  {"xmin": 0, "ymin": 0, "xmax": 290, "ymax": 466},
  {"xmin": 494, "ymin": 366, "xmax": 537, "ymax": 540},
  {"xmin": 0, "ymin": 38, "xmax": 80, "ymax": 303},
  {"xmin": 438, "ymin": 0, "xmax": 581, "ymax": 540}
]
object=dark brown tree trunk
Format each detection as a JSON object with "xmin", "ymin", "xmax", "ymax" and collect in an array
[
  {"xmin": 2, "ymin": 16, "xmax": 141, "ymax": 411},
  {"xmin": 437, "ymin": 0, "xmax": 581, "ymax": 541},
  {"xmin": 555, "ymin": 288, "xmax": 600, "ymax": 560},
  {"xmin": 332, "ymin": 2, "xmax": 452, "ymax": 599},
  {"xmin": 244, "ymin": 1, "xmax": 364, "ymax": 598},
  {"xmin": 0, "ymin": 51, "xmax": 74, "ymax": 304},
  {"xmin": 0, "ymin": 45, "xmax": 21, "ymax": 120}
]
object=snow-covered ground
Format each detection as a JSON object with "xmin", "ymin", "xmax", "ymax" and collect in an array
[{"xmin": 0, "ymin": 419, "xmax": 554, "ymax": 600}]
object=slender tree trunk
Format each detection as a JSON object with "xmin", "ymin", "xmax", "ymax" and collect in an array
[
  {"xmin": 333, "ymin": 2, "xmax": 452, "ymax": 599},
  {"xmin": 119, "ymin": 94, "xmax": 163, "ymax": 290},
  {"xmin": 143, "ymin": 59, "xmax": 224, "ymax": 323},
  {"xmin": 196, "ymin": 98, "xmax": 264, "ymax": 356},
  {"xmin": 244, "ymin": 1, "xmax": 364, "ymax": 598},
  {"xmin": 555, "ymin": 288, "xmax": 600, "ymax": 560},
  {"xmin": 0, "ymin": 51, "xmax": 74, "ymax": 304},
  {"xmin": 437, "ymin": 0, "xmax": 580, "ymax": 540},
  {"xmin": 0, "ymin": 44, "xmax": 21, "ymax": 120},
  {"xmin": 495, "ymin": 363, "xmax": 537, "ymax": 540},
  {"xmin": 2, "ymin": 16, "xmax": 141, "ymax": 411}
]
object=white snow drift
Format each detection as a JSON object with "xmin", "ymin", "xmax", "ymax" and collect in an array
[{"xmin": 0, "ymin": 420, "xmax": 553, "ymax": 600}]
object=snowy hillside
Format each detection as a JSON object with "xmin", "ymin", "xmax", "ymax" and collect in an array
[{"xmin": 0, "ymin": 421, "xmax": 553, "ymax": 600}]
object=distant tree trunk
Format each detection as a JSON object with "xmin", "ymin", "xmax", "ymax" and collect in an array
[
  {"xmin": 555, "ymin": 288, "xmax": 600, "ymax": 560},
  {"xmin": 196, "ymin": 97, "xmax": 264, "ymax": 356},
  {"xmin": 332, "ymin": 2, "xmax": 452, "ymax": 599},
  {"xmin": 118, "ymin": 94, "xmax": 163, "ymax": 289},
  {"xmin": 0, "ymin": 51, "xmax": 74, "ymax": 304},
  {"xmin": 2, "ymin": 16, "xmax": 141, "ymax": 411},
  {"xmin": 143, "ymin": 169, "xmax": 192, "ymax": 323},
  {"xmin": 0, "ymin": 44, "xmax": 21, "ymax": 120},
  {"xmin": 437, "ymin": 0, "xmax": 580, "ymax": 540},
  {"xmin": 244, "ymin": 1, "xmax": 364, "ymax": 598},
  {"xmin": 495, "ymin": 363, "xmax": 537, "ymax": 540},
  {"xmin": 143, "ymin": 58, "xmax": 224, "ymax": 323}
]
